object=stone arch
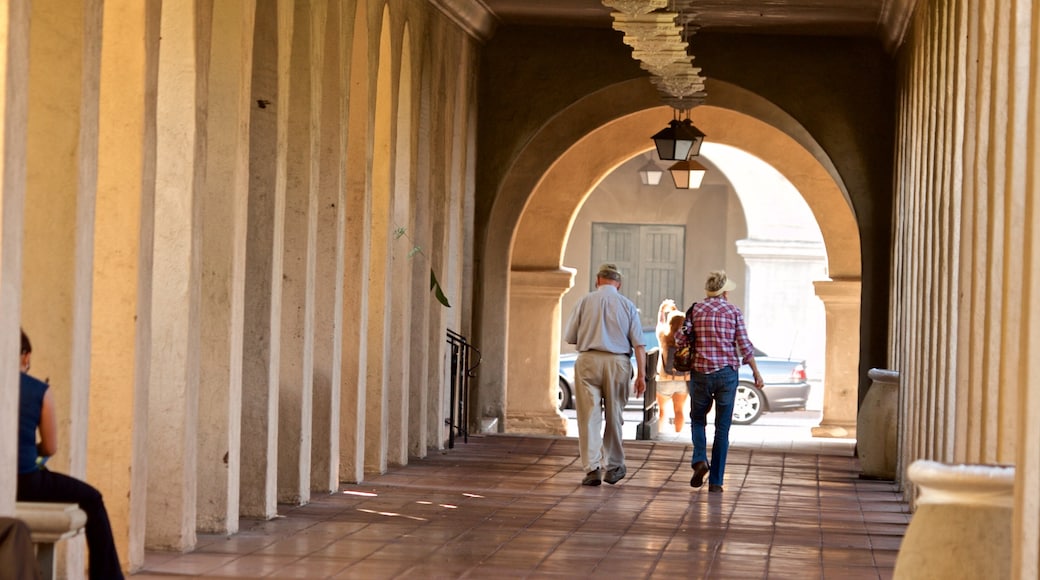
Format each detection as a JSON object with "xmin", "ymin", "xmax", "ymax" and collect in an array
[{"xmin": 485, "ymin": 77, "xmax": 861, "ymax": 436}]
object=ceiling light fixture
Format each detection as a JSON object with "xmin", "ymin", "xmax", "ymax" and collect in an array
[
  {"xmin": 652, "ymin": 112, "xmax": 706, "ymax": 161},
  {"xmin": 638, "ymin": 158, "xmax": 664, "ymax": 185},
  {"xmin": 668, "ymin": 158, "xmax": 707, "ymax": 189},
  {"xmin": 603, "ymin": 0, "xmax": 709, "ymax": 185}
]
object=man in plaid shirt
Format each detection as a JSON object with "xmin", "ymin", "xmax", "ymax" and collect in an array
[{"xmin": 686, "ymin": 271, "xmax": 763, "ymax": 493}]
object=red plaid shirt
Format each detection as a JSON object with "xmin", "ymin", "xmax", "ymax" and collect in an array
[{"xmin": 689, "ymin": 296, "xmax": 755, "ymax": 374}]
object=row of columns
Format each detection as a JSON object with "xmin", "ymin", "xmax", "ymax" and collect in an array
[
  {"xmin": 891, "ymin": 0, "xmax": 1040, "ymax": 576},
  {"xmin": 0, "ymin": 0, "xmax": 478, "ymax": 574}
]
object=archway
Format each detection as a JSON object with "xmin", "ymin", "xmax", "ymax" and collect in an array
[
  {"xmin": 560, "ymin": 142, "xmax": 828, "ymax": 376},
  {"xmin": 483, "ymin": 78, "xmax": 861, "ymax": 437}
]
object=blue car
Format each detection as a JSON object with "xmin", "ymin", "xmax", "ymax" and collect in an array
[{"xmin": 557, "ymin": 332, "xmax": 810, "ymax": 425}]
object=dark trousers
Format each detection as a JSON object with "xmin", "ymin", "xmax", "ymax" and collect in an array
[{"xmin": 17, "ymin": 469, "xmax": 124, "ymax": 580}]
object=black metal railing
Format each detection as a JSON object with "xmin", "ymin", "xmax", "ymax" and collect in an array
[{"xmin": 446, "ymin": 329, "xmax": 481, "ymax": 448}]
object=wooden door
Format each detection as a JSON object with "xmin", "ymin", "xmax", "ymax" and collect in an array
[{"xmin": 591, "ymin": 223, "xmax": 685, "ymax": 326}]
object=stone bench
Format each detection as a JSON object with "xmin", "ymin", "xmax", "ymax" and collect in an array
[{"xmin": 14, "ymin": 502, "xmax": 87, "ymax": 580}]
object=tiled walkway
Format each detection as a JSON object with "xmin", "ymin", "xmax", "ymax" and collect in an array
[{"xmin": 134, "ymin": 435, "xmax": 909, "ymax": 579}]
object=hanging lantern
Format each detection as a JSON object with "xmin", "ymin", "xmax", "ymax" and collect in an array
[
  {"xmin": 668, "ymin": 158, "xmax": 707, "ymax": 189},
  {"xmin": 638, "ymin": 160, "xmax": 664, "ymax": 185},
  {"xmin": 651, "ymin": 118, "xmax": 706, "ymax": 161}
]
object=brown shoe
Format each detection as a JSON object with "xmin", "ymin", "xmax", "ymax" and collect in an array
[
  {"xmin": 708, "ymin": 484, "xmax": 724, "ymax": 493},
  {"xmin": 690, "ymin": 461, "xmax": 709, "ymax": 488},
  {"xmin": 582, "ymin": 469, "xmax": 603, "ymax": 486}
]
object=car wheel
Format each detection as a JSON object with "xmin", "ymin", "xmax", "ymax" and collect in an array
[
  {"xmin": 732, "ymin": 383, "xmax": 765, "ymax": 425},
  {"xmin": 557, "ymin": 377, "xmax": 573, "ymax": 410}
]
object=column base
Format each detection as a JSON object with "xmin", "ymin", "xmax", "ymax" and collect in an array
[
  {"xmin": 505, "ymin": 411, "xmax": 568, "ymax": 435},
  {"xmin": 812, "ymin": 421, "xmax": 857, "ymax": 438},
  {"xmin": 480, "ymin": 417, "xmax": 500, "ymax": 433}
]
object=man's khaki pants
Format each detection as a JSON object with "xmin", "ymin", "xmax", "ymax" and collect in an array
[{"xmin": 574, "ymin": 351, "xmax": 631, "ymax": 473}]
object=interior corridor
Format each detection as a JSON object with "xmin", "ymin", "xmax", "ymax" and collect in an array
[{"xmin": 133, "ymin": 435, "xmax": 908, "ymax": 579}]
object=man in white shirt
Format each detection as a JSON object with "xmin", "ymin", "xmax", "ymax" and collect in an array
[{"xmin": 563, "ymin": 264, "xmax": 647, "ymax": 485}]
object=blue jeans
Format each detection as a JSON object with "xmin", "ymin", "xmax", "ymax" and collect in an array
[{"xmin": 689, "ymin": 366, "xmax": 737, "ymax": 487}]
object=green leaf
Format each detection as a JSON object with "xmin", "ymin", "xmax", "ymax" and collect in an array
[
  {"xmin": 393, "ymin": 226, "xmax": 407, "ymax": 240},
  {"xmin": 430, "ymin": 269, "xmax": 451, "ymax": 308}
]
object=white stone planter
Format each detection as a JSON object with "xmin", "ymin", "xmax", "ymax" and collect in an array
[
  {"xmin": 858, "ymin": 368, "xmax": 899, "ymax": 479},
  {"xmin": 894, "ymin": 460, "xmax": 1014, "ymax": 580}
]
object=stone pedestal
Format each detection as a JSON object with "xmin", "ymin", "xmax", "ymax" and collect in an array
[
  {"xmin": 858, "ymin": 368, "xmax": 899, "ymax": 480},
  {"xmin": 894, "ymin": 460, "xmax": 1013, "ymax": 579}
]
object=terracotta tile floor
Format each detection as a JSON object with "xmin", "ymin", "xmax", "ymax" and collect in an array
[{"xmin": 134, "ymin": 435, "xmax": 909, "ymax": 579}]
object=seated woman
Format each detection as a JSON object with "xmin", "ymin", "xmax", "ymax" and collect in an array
[
  {"xmin": 16, "ymin": 330, "xmax": 124, "ymax": 580},
  {"xmin": 656, "ymin": 302, "xmax": 690, "ymax": 432}
]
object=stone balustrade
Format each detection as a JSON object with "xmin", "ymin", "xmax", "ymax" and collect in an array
[{"xmin": 14, "ymin": 502, "xmax": 87, "ymax": 580}]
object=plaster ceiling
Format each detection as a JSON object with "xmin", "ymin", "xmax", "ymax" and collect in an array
[{"xmin": 481, "ymin": 0, "xmax": 897, "ymax": 39}]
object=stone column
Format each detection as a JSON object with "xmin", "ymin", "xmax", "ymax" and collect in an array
[
  {"xmin": 145, "ymin": 0, "xmax": 210, "ymax": 551},
  {"xmin": 363, "ymin": 136, "xmax": 391, "ymax": 474},
  {"xmin": 196, "ymin": 0, "xmax": 254, "ymax": 533},
  {"xmin": 92, "ymin": 0, "xmax": 160, "ymax": 569},
  {"xmin": 386, "ymin": 41, "xmax": 415, "ymax": 467},
  {"xmin": 362, "ymin": 5, "xmax": 400, "ymax": 476},
  {"xmin": 277, "ymin": 0, "xmax": 316, "ymax": 506},
  {"xmin": 0, "ymin": 0, "xmax": 30, "ymax": 517},
  {"xmin": 240, "ymin": 0, "xmax": 287, "ymax": 518},
  {"xmin": 338, "ymin": 0, "xmax": 369, "ymax": 484},
  {"xmin": 23, "ymin": 0, "xmax": 99, "ymax": 475},
  {"xmin": 407, "ymin": 83, "xmax": 433, "ymax": 456},
  {"xmin": 423, "ymin": 126, "xmax": 449, "ymax": 452},
  {"xmin": 385, "ymin": 190, "xmax": 414, "ymax": 467},
  {"xmin": 23, "ymin": 1, "xmax": 103, "ymax": 572},
  {"xmin": 812, "ymin": 278, "xmax": 861, "ymax": 438},
  {"xmin": 310, "ymin": 0, "xmax": 344, "ymax": 495},
  {"xmin": 423, "ymin": 60, "xmax": 464, "ymax": 450},
  {"xmin": 425, "ymin": 237, "xmax": 448, "ymax": 450},
  {"xmin": 505, "ymin": 268, "xmax": 573, "ymax": 435},
  {"xmin": 407, "ymin": 218, "xmax": 432, "ymax": 456}
]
